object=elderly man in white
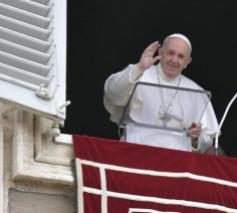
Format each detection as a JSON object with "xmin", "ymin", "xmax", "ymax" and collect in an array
[{"xmin": 103, "ymin": 33, "xmax": 218, "ymax": 152}]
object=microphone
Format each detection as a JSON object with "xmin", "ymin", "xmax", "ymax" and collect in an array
[{"xmin": 214, "ymin": 91, "xmax": 237, "ymax": 155}]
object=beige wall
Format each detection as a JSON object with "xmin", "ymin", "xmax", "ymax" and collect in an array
[{"xmin": 0, "ymin": 103, "xmax": 76, "ymax": 213}]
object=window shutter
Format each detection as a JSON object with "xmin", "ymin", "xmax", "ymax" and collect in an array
[{"xmin": 0, "ymin": 0, "xmax": 67, "ymax": 122}]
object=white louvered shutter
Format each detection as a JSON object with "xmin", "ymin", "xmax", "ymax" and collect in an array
[{"xmin": 0, "ymin": 0, "xmax": 67, "ymax": 122}]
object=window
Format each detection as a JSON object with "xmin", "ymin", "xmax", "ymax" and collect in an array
[{"xmin": 0, "ymin": 0, "xmax": 67, "ymax": 122}]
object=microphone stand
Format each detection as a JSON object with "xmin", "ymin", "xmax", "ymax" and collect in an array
[{"xmin": 215, "ymin": 91, "xmax": 237, "ymax": 156}]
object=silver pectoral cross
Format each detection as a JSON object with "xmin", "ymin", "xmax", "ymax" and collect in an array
[{"xmin": 159, "ymin": 113, "xmax": 172, "ymax": 127}]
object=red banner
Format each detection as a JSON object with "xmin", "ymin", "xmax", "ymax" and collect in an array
[{"xmin": 73, "ymin": 135, "xmax": 237, "ymax": 213}]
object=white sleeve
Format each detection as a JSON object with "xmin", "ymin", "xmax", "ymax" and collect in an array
[
  {"xmin": 197, "ymin": 102, "xmax": 219, "ymax": 152},
  {"xmin": 104, "ymin": 64, "xmax": 143, "ymax": 106},
  {"xmin": 197, "ymin": 133, "xmax": 213, "ymax": 153}
]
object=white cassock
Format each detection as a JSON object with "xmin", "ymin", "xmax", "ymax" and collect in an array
[{"xmin": 104, "ymin": 63, "xmax": 219, "ymax": 152}]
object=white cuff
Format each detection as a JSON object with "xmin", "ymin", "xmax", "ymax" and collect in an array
[{"xmin": 130, "ymin": 64, "xmax": 144, "ymax": 82}]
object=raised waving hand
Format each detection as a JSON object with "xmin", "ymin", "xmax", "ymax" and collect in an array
[{"xmin": 137, "ymin": 41, "xmax": 161, "ymax": 72}]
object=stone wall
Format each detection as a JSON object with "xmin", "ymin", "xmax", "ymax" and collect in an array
[{"xmin": 0, "ymin": 104, "xmax": 76, "ymax": 213}]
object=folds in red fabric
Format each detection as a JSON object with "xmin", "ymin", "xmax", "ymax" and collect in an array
[{"xmin": 73, "ymin": 134, "xmax": 237, "ymax": 213}]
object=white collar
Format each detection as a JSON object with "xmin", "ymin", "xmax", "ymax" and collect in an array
[{"xmin": 157, "ymin": 63, "xmax": 181, "ymax": 86}]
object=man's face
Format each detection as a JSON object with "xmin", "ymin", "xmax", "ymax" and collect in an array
[{"xmin": 159, "ymin": 37, "xmax": 192, "ymax": 79}]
